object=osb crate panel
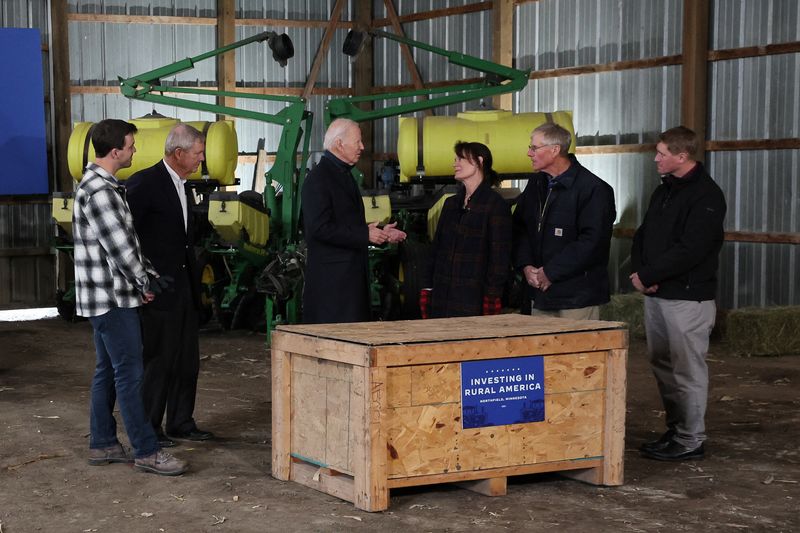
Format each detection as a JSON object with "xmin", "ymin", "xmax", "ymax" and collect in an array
[
  {"xmin": 386, "ymin": 352, "xmax": 606, "ymax": 409},
  {"xmin": 291, "ymin": 354, "xmax": 354, "ymax": 474},
  {"xmin": 384, "ymin": 353, "xmax": 606, "ymax": 478},
  {"xmin": 387, "ymin": 391, "xmax": 603, "ymax": 477}
]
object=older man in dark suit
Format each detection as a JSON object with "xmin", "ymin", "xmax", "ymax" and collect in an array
[
  {"xmin": 301, "ymin": 118, "xmax": 406, "ymax": 324},
  {"xmin": 126, "ymin": 123, "xmax": 213, "ymax": 446}
]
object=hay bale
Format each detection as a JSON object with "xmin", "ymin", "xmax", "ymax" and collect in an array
[
  {"xmin": 725, "ymin": 306, "xmax": 800, "ymax": 356},
  {"xmin": 600, "ymin": 292, "xmax": 645, "ymax": 340}
]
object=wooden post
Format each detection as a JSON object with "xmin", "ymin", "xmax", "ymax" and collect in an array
[
  {"xmin": 681, "ymin": 0, "xmax": 710, "ymax": 161},
  {"xmin": 51, "ymin": 0, "xmax": 72, "ymax": 192},
  {"xmin": 271, "ymin": 344, "xmax": 292, "ymax": 481},
  {"xmin": 602, "ymin": 347, "xmax": 628, "ymax": 485},
  {"xmin": 354, "ymin": 0, "xmax": 375, "ymax": 185},
  {"xmin": 351, "ymin": 364, "xmax": 389, "ymax": 512},
  {"xmin": 302, "ymin": 0, "xmax": 347, "ymax": 100},
  {"xmin": 561, "ymin": 346, "xmax": 627, "ymax": 486},
  {"xmin": 383, "ymin": 0, "xmax": 431, "ymax": 116},
  {"xmin": 216, "ymin": 0, "xmax": 236, "ymax": 115},
  {"xmin": 492, "ymin": 0, "xmax": 514, "ymax": 111}
]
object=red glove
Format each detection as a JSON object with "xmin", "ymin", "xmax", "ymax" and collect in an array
[
  {"xmin": 419, "ymin": 289, "xmax": 432, "ymax": 319},
  {"xmin": 482, "ymin": 295, "xmax": 502, "ymax": 315}
]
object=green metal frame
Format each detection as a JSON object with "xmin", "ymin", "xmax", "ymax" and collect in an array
[
  {"xmin": 119, "ymin": 31, "xmax": 313, "ymax": 340},
  {"xmin": 324, "ymin": 29, "xmax": 530, "ymax": 126},
  {"xmin": 116, "ymin": 27, "xmax": 531, "ymax": 338}
]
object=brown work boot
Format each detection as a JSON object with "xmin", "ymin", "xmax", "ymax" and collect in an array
[
  {"xmin": 88, "ymin": 444, "xmax": 133, "ymax": 466},
  {"xmin": 133, "ymin": 450, "xmax": 189, "ymax": 476}
]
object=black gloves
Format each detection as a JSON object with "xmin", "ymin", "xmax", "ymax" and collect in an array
[{"xmin": 147, "ymin": 274, "xmax": 175, "ymax": 295}]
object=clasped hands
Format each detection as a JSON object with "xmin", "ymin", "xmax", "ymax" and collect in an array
[
  {"xmin": 629, "ymin": 272, "xmax": 658, "ymax": 294},
  {"xmin": 523, "ymin": 265, "xmax": 552, "ymax": 292},
  {"xmin": 368, "ymin": 221, "xmax": 407, "ymax": 245}
]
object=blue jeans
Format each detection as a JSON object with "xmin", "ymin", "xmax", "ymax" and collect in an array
[{"xmin": 88, "ymin": 307, "xmax": 159, "ymax": 458}]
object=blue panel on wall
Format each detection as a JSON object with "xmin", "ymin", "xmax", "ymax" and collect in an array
[{"xmin": 0, "ymin": 28, "xmax": 48, "ymax": 195}]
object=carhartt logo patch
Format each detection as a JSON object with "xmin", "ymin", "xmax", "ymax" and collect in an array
[{"xmin": 554, "ymin": 228, "xmax": 563, "ymax": 237}]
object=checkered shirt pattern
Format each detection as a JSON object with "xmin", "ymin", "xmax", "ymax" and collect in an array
[{"xmin": 72, "ymin": 163, "xmax": 155, "ymax": 317}]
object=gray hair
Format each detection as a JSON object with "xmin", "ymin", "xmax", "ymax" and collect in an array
[
  {"xmin": 165, "ymin": 123, "xmax": 204, "ymax": 155},
  {"xmin": 532, "ymin": 123, "xmax": 572, "ymax": 156},
  {"xmin": 323, "ymin": 118, "xmax": 359, "ymax": 151}
]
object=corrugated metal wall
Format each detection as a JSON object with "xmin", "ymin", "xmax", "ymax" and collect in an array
[
  {"xmin": 708, "ymin": 0, "xmax": 800, "ymax": 308},
  {"xmin": 1, "ymin": 0, "xmax": 54, "ymax": 309},
  {"xmin": 372, "ymin": 0, "xmax": 493, "ymax": 154}
]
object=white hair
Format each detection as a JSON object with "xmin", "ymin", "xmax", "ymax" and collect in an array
[
  {"xmin": 165, "ymin": 123, "xmax": 204, "ymax": 155},
  {"xmin": 323, "ymin": 118, "xmax": 359, "ymax": 150}
]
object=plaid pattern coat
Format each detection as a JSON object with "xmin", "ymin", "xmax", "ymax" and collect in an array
[
  {"xmin": 426, "ymin": 181, "xmax": 512, "ymax": 318},
  {"xmin": 72, "ymin": 163, "xmax": 155, "ymax": 317}
]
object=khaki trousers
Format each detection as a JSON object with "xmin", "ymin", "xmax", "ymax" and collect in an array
[
  {"xmin": 644, "ymin": 296, "xmax": 716, "ymax": 447},
  {"xmin": 530, "ymin": 305, "xmax": 600, "ymax": 320}
]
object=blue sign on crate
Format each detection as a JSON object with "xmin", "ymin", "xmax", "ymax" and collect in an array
[{"xmin": 461, "ymin": 356, "xmax": 545, "ymax": 429}]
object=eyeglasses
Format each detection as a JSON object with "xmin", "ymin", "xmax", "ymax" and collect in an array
[{"xmin": 528, "ymin": 144, "xmax": 555, "ymax": 151}]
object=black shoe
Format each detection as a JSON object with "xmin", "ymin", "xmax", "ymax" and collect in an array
[
  {"xmin": 168, "ymin": 428, "xmax": 214, "ymax": 441},
  {"xmin": 156, "ymin": 432, "xmax": 177, "ymax": 448},
  {"xmin": 642, "ymin": 440, "xmax": 705, "ymax": 461},
  {"xmin": 639, "ymin": 430, "xmax": 675, "ymax": 453}
]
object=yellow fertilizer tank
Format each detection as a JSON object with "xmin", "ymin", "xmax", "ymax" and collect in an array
[
  {"xmin": 67, "ymin": 116, "xmax": 238, "ymax": 184},
  {"xmin": 397, "ymin": 110, "xmax": 575, "ymax": 181},
  {"xmin": 208, "ymin": 192, "xmax": 270, "ymax": 252}
]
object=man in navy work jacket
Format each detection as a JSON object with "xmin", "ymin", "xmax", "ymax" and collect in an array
[
  {"xmin": 631, "ymin": 126, "xmax": 726, "ymax": 462},
  {"xmin": 301, "ymin": 118, "xmax": 406, "ymax": 324},
  {"xmin": 126, "ymin": 123, "xmax": 214, "ymax": 447},
  {"xmin": 512, "ymin": 122, "xmax": 616, "ymax": 319}
]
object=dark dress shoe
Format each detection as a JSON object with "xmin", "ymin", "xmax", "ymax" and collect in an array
[
  {"xmin": 639, "ymin": 430, "xmax": 675, "ymax": 453},
  {"xmin": 156, "ymin": 433, "xmax": 177, "ymax": 448},
  {"xmin": 642, "ymin": 440, "xmax": 705, "ymax": 461},
  {"xmin": 168, "ymin": 428, "xmax": 214, "ymax": 441}
]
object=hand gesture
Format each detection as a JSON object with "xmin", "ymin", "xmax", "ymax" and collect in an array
[
  {"xmin": 383, "ymin": 222, "xmax": 407, "ymax": 243},
  {"xmin": 368, "ymin": 222, "xmax": 388, "ymax": 245}
]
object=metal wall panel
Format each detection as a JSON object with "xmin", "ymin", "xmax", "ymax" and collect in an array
[
  {"xmin": 519, "ymin": 67, "xmax": 681, "ymax": 146},
  {"xmin": 516, "ymin": 0, "xmax": 682, "ymax": 71},
  {"xmin": 69, "ymin": 1, "xmax": 217, "ymax": 16},
  {"xmin": 710, "ymin": 149, "xmax": 799, "ymax": 308},
  {"xmin": 709, "ymin": 54, "xmax": 800, "ymax": 140},
  {"xmin": 712, "ymin": 0, "xmax": 800, "ymax": 49},
  {"xmin": 708, "ymin": 0, "xmax": 800, "ymax": 308},
  {"xmin": 0, "ymin": 202, "xmax": 55, "ymax": 308}
]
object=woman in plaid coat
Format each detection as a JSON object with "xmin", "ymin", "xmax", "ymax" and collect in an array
[{"xmin": 421, "ymin": 142, "xmax": 512, "ymax": 318}]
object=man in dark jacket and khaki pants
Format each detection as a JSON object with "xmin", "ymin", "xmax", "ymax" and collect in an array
[
  {"xmin": 513, "ymin": 123, "xmax": 616, "ymax": 319},
  {"xmin": 631, "ymin": 126, "xmax": 726, "ymax": 462}
]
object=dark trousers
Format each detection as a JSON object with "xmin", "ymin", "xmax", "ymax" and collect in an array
[{"xmin": 140, "ymin": 287, "xmax": 200, "ymax": 435}]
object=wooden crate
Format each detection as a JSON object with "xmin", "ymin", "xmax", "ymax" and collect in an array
[{"xmin": 271, "ymin": 315, "xmax": 628, "ymax": 512}]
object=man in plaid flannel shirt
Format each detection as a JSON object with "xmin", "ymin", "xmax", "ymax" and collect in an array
[{"xmin": 73, "ymin": 118, "xmax": 188, "ymax": 476}]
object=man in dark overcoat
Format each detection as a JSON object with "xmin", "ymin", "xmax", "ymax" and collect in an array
[
  {"xmin": 301, "ymin": 119, "xmax": 405, "ymax": 323},
  {"xmin": 126, "ymin": 123, "xmax": 213, "ymax": 446}
]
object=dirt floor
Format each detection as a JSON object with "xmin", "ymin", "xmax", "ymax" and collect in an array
[{"xmin": 1, "ymin": 318, "xmax": 798, "ymax": 533}]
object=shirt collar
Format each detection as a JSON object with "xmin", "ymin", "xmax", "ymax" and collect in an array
[
  {"xmin": 85, "ymin": 162, "xmax": 122, "ymax": 188},
  {"xmin": 547, "ymin": 155, "xmax": 579, "ymax": 189},
  {"xmin": 163, "ymin": 160, "xmax": 186, "ymax": 186}
]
